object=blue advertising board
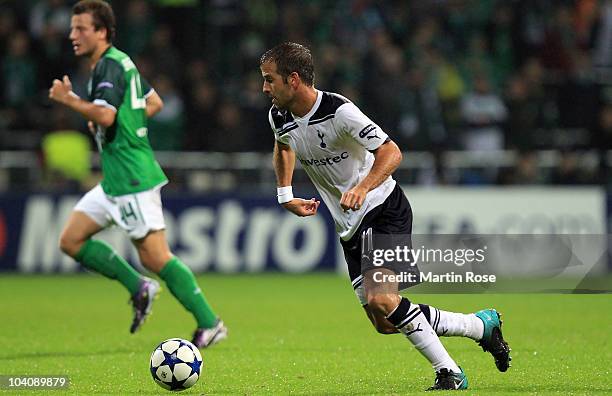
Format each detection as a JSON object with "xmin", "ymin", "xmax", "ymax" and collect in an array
[
  {"xmin": 0, "ymin": 193, "xmax": 340, "ymax": 273},
  {"xmin": 1, "ymin": 187, "xmax": 608, "ymax": 273}
]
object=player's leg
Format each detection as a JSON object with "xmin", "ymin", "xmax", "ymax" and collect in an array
[
  {"xmin": 366, "ymin": 282, "xmax": 468, "ymax": 390},
  {"xmin": 133, "ymin": 229, "xmax": 218, "ymax": 326},
  {"xmin": 350, "ymin": 270, "xmax": 468, "ymax": 390},
  {"xmin": 391, "ymin": 185, "xmax": 508, "ymax": 372},
  {"xmin": 364, "ymin": 268, "xmax": 466, "ymax": 391},
  {"xmin": 364, "ymin": 296, "xmax": 510, "ymax": 373},
  {"xmin": 121, "ymin": 186, "xmax": 226, "ymax": 347},
  {"xmin": 417, "ymin": 304, "xmax": 484, "ymax": 340},
  {"xmin": 59, "ymin": 211, "xmax": 104, "ymax": 257},
  {"xmin": 343, "ymin": 222, "xmax": 398, "ymax": 334},
  {"xmin": 133, "ymin": 230, "xmax": 226, "ymax": 347},
  {"xmin": 419, "ymin": 304, "xmax": 511, "ymax": 372},
  {"xmin": 345, "ymin": 187, "xmax": 465, "ymax": 389},
  {"xmin": 60, "ymin": 186, "xmax": 143, "ymax": 296},
  {"xmin": 362, "ymin": 303, "xmax": 398, "ymax": 334},
  {"xmin": 344, "ymin": 241, "xmax": 397, "ymax": 334}
]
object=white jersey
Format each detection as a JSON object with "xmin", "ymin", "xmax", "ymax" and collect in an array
[{"xmin": 269, "ymin": 89, "xmax": 396, "ymax": 240}]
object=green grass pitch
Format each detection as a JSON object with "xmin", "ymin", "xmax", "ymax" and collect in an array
[{"xmin": 0, "ymin": 273, "xmax": 611, "ymax": 395}]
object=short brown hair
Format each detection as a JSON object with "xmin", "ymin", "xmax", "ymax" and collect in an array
[
  {"xmin": 260, "ymin": 42, "xmax": 315, "ymax": 86},
  {"xmin": 73, "ymin": 0, "xmax": 116, "ymax": 43}
]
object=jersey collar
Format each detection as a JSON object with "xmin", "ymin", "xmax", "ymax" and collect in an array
[{"xmin": 292, "ymin": 89, "xmax": 322, "ymax": 121}]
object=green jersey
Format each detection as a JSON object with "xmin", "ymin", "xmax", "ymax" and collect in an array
[{"xmin": 88, "ymin": 46, "xmax": 167, "ymax": 196}]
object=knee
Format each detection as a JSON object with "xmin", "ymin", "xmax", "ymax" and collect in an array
[
  {"xmin": 139, "ymin": 251, "xmax": 172, "ymax": 273},
  {"xmin": 366, "ymin": 293, "xmax": 399, "ymax": 316},
  {"xmin": 59, "ymin": 231, "xmax": 81, "ymax": 257}
]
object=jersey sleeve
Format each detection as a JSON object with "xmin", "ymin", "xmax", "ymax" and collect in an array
[
  {"xmin": 141, "ymin": 76, "xmax": 154, "ymax": 99},
  {"xmin": 268, "ymin": 106, "xmax": 297, "ymax": 145},
  {"xmin": 336, "ymin": 103, "xmax": 390, "ymax": 151},
  {"xmin": 91, "ymin": 58, "xmax": 126, "ymax": 112},
  {"xmin": 268, "ymin": 108, "xmax": 285, "ymax": 143},
  {"xmin": 268, "ymin": 108, "xmax": 278, "ymax": 135}
]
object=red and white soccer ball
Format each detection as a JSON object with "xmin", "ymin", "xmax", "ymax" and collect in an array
[{"xmin": 149, "ymin": 338, "xmax": 203, "ymax": 391}]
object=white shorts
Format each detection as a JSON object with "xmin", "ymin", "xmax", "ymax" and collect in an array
[{"xmin": 74, "ymin": 184, "xmax": 166, "ymax": 240}]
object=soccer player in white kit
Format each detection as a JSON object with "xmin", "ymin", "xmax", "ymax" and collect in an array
[{"xmin": 260, "ymin": 42, "xmax": 511, "ymax": 391}]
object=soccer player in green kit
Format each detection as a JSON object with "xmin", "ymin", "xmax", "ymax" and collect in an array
[{"xmin": 48, "ymin": 0, "xmax": 226, "ymax": 348}]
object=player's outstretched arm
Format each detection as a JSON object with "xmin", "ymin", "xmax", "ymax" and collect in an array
[
  {"xmin": 145, "ymin": 90, "xmax": 164, "ymax": 118},
  {"xmin": 49, "ymin": 75, "xmax": 116, "ymax": 128},
  {"xmin": 340, "ymin": 140, "xmax": 402, "ymax": 211},
  {"xmin": 273, "ymin": 141, "xmax": 320, "ymax": 217}
]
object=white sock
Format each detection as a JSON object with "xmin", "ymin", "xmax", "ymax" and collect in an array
[
  {"xmin": 387, "ymin": 298, "xmax": 461, "ymax": 373},
  {"xmin": 428, "ymin": 306, "xmax": 484, "ymax": 341}
]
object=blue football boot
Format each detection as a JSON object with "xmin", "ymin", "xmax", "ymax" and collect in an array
[{"xmin": 474, "ymin": 308, "xmax": 511, "ymax": 372}]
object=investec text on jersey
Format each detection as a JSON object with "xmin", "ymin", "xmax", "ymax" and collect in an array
[{"xmin": 298, "ymin": 151, "xmax": 349, "ymax": 167}]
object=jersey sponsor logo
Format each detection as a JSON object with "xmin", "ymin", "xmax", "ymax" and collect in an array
[
  {"xmin": 358, "ymin": 124, "xmax": 381, "ymax": 140},
  {"xmin": 136, "ymin": 127, "xmax": 148, "ymax": 137},
  {"xmin": 299, "ymin": 151, "xmax": 349, "ymax": 167}
]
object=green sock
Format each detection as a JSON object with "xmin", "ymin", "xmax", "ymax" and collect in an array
[
  {"xmin": 75, "ymin": 239, "xmax": 142, "ymax": 295},
  {"xmin": 159, "ymin": 257, "xmax": 218, "ymax": 328}
]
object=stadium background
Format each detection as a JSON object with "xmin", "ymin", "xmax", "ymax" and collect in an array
[
  {"xmin": 1, "ymin": 1, "xmax": 612, "ymax": 394},
  {"xmin": 0, "ymin": 0, "xmax": 611, "ymax": 276}
]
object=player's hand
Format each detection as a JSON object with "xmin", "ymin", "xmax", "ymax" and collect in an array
[
  {"xmin": 340, "ymin": 186, "xmax": 368, "ymax": 212},
  {"xmin": 88, "ymin": 121, "xmax": 96, "ymax": 135},
  {"xmin": 282, "ymin": 198, "xmax": 320, "ymax": 217},
  {"xmin": 48, "ymin": 75, "xmax": 74, "ymax": 104}
]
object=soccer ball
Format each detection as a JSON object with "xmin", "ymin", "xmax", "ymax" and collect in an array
[{"xmin": 149, "ymin": 338, "xmax": 203, "ymax": 391}]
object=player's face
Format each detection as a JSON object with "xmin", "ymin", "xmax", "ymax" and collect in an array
[
  {"xmin": 69, "ymin": 13, "xmax": 106, "ymax": 58},
  {"xmin": 260, "ymin": 61, "xmax": 293, "ymax": 110}
]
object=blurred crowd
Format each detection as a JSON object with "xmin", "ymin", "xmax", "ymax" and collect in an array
[{"xmin": 2, "ymin": 0, "xmax": 612, "ymax": 186}]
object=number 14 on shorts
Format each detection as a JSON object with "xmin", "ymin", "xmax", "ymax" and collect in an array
[{"xmin": 119, "ymin": 201, "xmax": 139, "ymax": 225}]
